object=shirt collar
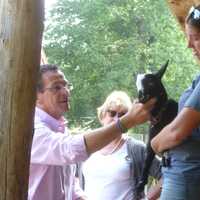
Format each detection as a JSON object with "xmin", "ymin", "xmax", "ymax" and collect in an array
[{"xmin": 35, "ymin": 107, "xmax": 67, "ymax": 133}]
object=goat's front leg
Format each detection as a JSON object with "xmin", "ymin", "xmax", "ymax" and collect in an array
[{"xmin": 136, "ymin": 142, "xmax": 155, "ymax": 194}]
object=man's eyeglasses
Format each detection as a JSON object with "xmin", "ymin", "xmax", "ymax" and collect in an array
[
  {"xmin": 107, "ymin": 110, "xmax": 127, "ymax": 118},
  {"xmin": 189, "ymin": 6, "xmax": 200, "ymax": 20},
  {"xmin": 44, "ymin": 83, "xmax": 73, "ymax": 93}
]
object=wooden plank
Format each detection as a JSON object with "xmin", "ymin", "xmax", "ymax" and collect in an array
[{"xmin": 0, "ymin": 0, "xmax": 44, "ymax": 199}]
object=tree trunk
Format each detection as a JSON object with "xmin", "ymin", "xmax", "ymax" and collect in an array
[
  {"xmin": 0, "ymin": 0, "xmax": 44, "ymax": 199},
  {"xmin": 167, "ymin": 0, "xmax": 200, "ymax": 30}
]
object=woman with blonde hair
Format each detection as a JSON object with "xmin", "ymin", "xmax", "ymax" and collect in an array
[{"xmin": 81, "ymin": 91, "xmax": 162, "ymax": 200}]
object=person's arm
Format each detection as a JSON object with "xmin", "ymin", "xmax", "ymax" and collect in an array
[
  {"xmin": 31, "ymin": 99, "xmax": 155, "ymax": 165},
  {"xmin": 84, "ymin": 98, "xmax": 156, "ymax": 154},
  {"xmin": 151, "ymin": 107, "xmax": 200, "ymax": 154},
  {"xmin": 31, "ymin": 128, "xmax": 89, "ymax": 165}
]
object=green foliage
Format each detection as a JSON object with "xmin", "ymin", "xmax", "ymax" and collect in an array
[{"xmin": 44, "ymin": 0, "xmax": 200, "ymax": 133}]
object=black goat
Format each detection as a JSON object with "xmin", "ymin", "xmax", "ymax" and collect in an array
[{"xmin": 135, "ymin": 60, "xmax": 178, "ymax": 196}]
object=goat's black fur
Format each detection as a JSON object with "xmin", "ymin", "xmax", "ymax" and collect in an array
[{"xmin": 135, "ymin": 60, "xmax": 178, "ymax": 197}]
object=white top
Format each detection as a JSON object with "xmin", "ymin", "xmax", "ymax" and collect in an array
[{"xmin": 82, "ymin": 142, "xmax": 134, "ymax": 200}]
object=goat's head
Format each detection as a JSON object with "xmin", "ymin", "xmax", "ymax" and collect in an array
[{"xmin": 135, "ymin": 60, "xmax": 169, "ymax": 117}]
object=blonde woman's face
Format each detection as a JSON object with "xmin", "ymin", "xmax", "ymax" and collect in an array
[{"xmin": 100, "ymin": 105, "xmax": 127, "ymax": 126}]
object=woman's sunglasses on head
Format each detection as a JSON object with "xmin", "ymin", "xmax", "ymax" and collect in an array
[{"xmin": 189, "ymin": 6, "xmax": 200, "ymax": 20}]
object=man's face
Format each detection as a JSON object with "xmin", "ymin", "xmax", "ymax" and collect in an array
[{"xmin": 37, "ymin": 70, "xmax": 71, "ymax": 119}]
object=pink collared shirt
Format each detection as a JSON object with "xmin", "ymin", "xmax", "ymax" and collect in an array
[{"xmin": 28, "ymin": 107, "xmax": 88, "ymax": 200}]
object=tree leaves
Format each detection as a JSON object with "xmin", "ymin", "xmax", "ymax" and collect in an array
[{"xmin": 44, "ymin": 0, "xmax": 199, "ymax": 132}]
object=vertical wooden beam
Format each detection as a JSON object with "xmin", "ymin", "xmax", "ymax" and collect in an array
[
  {"xmin": 0, "ymin": 0, "xmax": 44, "ymax": 199},
  {"xmin": 41, "ymin": 48, "xmax": 48, "ymax": 64}
]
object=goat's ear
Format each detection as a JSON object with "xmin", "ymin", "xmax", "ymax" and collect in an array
[{"xmin": 155, "ymin": 60, "xmax": 169, "ymax": 79}]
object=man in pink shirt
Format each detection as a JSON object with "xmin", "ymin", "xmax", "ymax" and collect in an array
[{"xmin": 28, "ymin": 64, "xmax": 155, "ymax": 200}]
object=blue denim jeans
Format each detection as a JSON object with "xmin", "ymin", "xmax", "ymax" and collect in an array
[{"xmin": 160, "ymin": 175, "xmax": 200, "ymax": 200}]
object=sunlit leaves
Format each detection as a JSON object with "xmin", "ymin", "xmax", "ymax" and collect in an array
[{"xmin": 44, "ymin": 0, "xmax": 199, "ymax": 131}]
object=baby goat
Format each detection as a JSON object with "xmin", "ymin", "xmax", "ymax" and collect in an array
[{"xmin": 135, "ymin": 60, "xmax": 178, "ymax": 196}]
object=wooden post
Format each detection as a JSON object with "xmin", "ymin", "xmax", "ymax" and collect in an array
[{"xmin": 0, "ymin": 0, "xmax": 44, "ymax": 199}]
